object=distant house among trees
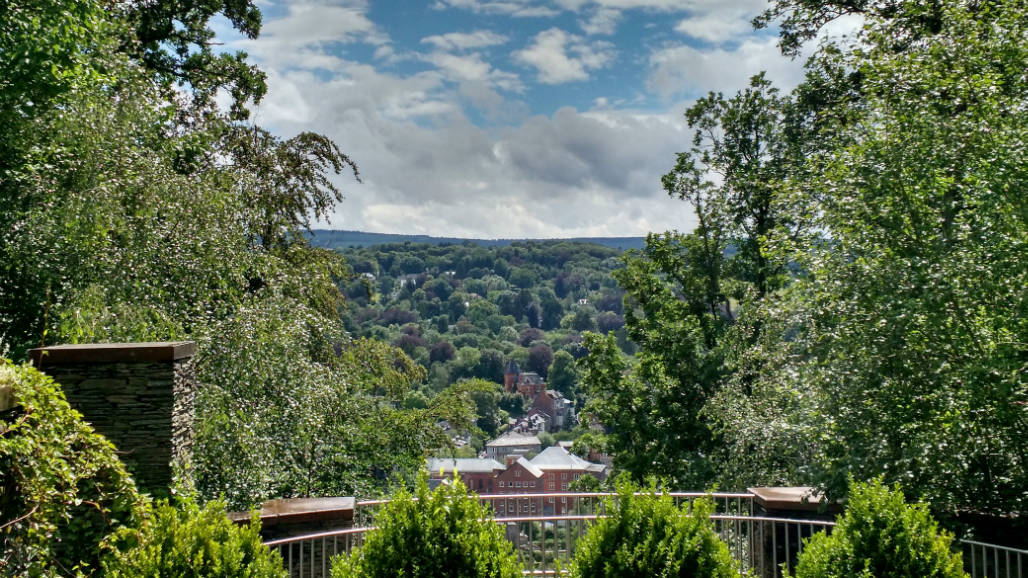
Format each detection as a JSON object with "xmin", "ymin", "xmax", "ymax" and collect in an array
[
  {"xmin": 485, "ymin": 431, "xmax": 542, "ymax": 461},
  {"xmin": 503, "ymin": 360, "xmax": 575, "ymax": 432}
]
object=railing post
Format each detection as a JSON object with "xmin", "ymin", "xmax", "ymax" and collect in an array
[{"xmin": 748, "ymin": 488, "xmax": 839, "ymax": 578}]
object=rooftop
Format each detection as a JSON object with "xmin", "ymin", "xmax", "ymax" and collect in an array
[
  {"xmin": 427, "ymin": 458, "xmax": 505, "ymax": 475},
  {"xmin": 487, "ymin": 433, "xmax": 541, "ymax": 447},
  {"xmin": 530, "ymin": 446, "xmax": 604, "ymax": 472},
  {"xmin": 513, "ymin": 456, "xmax": 544, "ymax": 478},
  {"xmin": 519, "ymin": 372, "xmax": 544, "ymax": 385}
]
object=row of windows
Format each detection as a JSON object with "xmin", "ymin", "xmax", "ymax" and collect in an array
[
  {"xmin": 499, "ymin": 480, "xmax": 536, "ymax": 488},
  {"xmin": 545, "ymin": 473, "xmax": 582, "ymax": 481},
  {"xmin": 498, "ymin": 476, "xmax": 582, "ymax": 489}
]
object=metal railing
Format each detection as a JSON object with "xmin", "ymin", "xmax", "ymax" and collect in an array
[
  {"xmin": 963, "ymin": 540, "xmax": 1027, "ymax": 578},
  {"xmin": 267, "ymin": 492, "xmax": 1027, "ymax": 578}
]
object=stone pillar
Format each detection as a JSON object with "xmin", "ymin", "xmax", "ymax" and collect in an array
[
  {"xmin": 747, "ymin": 487, "xmax": 840, "ymax": 578},
  {"xmin": 29, "ymin": 342, "xmax": 197, "ymax": 495}
]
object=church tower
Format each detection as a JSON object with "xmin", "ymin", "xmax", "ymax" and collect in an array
[{"xmin": 503, "ymin": 359, "xmax": 520, "ymax": 393}]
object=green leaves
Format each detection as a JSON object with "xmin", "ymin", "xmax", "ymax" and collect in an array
[
  {"xmin": 224, "ymin": 127, "xmax": 359, "ymax": 251},
  {"xmin": 0, "ymin": 362, "xmax": 147, "ymax": 576},
  {"xmin": 783, "ymin": 0, "xmax": 1028, "ymax": 513},
  {"xmin": 568, "ymin": 480, "xmax": 739, "ymax": 578},
  {"xmin": 102, "ymin": 497, "xmax": 286, "ymax": 578},
  {"xmin": 789, "ymin": 478, "xmax": 967, "ymax": 578},
  {"xmin": 331, "ymin": 477, "xmax": 522, "ymax": 578}
]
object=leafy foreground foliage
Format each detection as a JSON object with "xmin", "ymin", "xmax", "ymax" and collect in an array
[
  {"xmin": 0, "ymin": 0, "xmax": 477, "ymax": 509},
  {"xmin": 331, "ymin": 477, "xmax": 522, "ymax": 578},
  {"xmin": 788, "ymin": 479, "xmax": 967, "ymax": 578},
  {"xmin": 582, "ymin": 0, "xmax": 1028, "ymax": 520},
  {"xmin": 0, "ymin": 362, "xmax": 147, "ymax": 576},
  {"xmin": 103, "ymin": 497, "xmax": 286, "ymax": 578},
  {"xmin": 568, "ymin": 481, "xmax": 738, "ymax": 578}
]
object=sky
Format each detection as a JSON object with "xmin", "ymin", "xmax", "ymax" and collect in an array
[{"xmin": 216, "ymin": 0, "xmax": 833, "ymax": 239}]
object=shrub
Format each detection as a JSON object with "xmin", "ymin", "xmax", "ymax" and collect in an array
[
  {"xmin": 0, "ymin": 361, "xmax": 147, "ymax": 576},
  {"xmin": 567, "ymin": 481, "xmax": 739, "ymax": 578},
  {"xmin": 788, "ymin": 478, "xmax": 967, "ymax": 578},
  {"xmin": 332, "ymin": 477, "xmax": 522, "ymax": 578},
  {"xmin": 103, "ymin": 497, "xmax": 286, "ymax": 577}
]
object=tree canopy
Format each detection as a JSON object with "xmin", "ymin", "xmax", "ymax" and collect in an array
[
  {"xmin": 0, "ymin": 0, "xmax": 478, "ymax": 509},
  {"xmin": 582, "ymin": 0, "xmax": 1028, "ymax": 524}
]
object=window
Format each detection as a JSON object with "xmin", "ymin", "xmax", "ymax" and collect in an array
[
  {"xmin": 515, "ymin": 469, "xmax": 521, "ymax": 477},
  {"xmin": 530, "ymin": 482, "xmax": 535, "ymax": 488},
  {"xmin": 574, "ymin": 474, "xmax": 580, "ymax": 480},
  {"xmin": 499, "ymin": 481, "xmax": 504, "ymax": 487},
  {"xmin": 561, "ymin": 483, "xmax": 567, "ymax": 491},
  {"xmin": 548, "ymin": 482, "xmax": 555, "ymax": 490},
  {"xmin": 561, "ymin": 473, "xmax": 567, "ymax": 480}
]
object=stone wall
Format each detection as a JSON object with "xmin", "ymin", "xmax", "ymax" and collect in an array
[{"xmin": 29, "ymin": 342, "xmax": 196, "ymax": 494}]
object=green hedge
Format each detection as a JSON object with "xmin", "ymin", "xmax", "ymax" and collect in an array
[
  {"xmin": 567, "ymin": 481, "xmax": 739, "ymax": 577},
  {"xmin": 0, "ymin": 361, "xmax": 147, "ymax": 576},
  {"xmin": 788, "ymin": 478, "xmax": 967, "ymax": 578},
  {"xmin": 102, "ymin": 497, "xmax": 286, "ymax": 577},
  {"xmin": 332, "ymin": 477, "xmax": 522, "ymax": 578}
]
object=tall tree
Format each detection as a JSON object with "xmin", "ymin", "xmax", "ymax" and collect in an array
[
  {"xmin": 117, "ymin": 0, "xmax": 267, "ymax": 118},
  {"xmin": 581, "ymin": 74, "xmax": 807, "ymax": 488},
  {"xmin": 784, "ymin": 0, "xmax": 1028, "ymax": 514},
  {"xmin": 706, "ymin": 0, "xmax": 1028, "ymax": 518},
  {"xmin": 225, "ymin": 126, "xmax": 359, "ymax": 251},
  {"xmin": 0, "ymin": 0, "xmax": 476, "ymax": 510}
]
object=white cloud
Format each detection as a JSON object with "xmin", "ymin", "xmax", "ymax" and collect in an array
[
  {"xmin": 459, "ymin": 80, "xmax": 530, "ymax": 120},
  {"xmin": 432, "ymin": 0, "xmax": 560, "ymax": 17},
  {"xmin": 579, "ymin": 7, "xmax": 621, "ymax": 35},
  {"xmin": 254, "ymin": 58, "xmax": 697, "ymax": 237},
  {"xmin": 421, "ymin": 30, "xmax": 509, "ymax": 51},
  {"xmin": 514, "ymin": 28, "xmax": 615, "ymax": 84},
  {"xmin": 561, "ymin": 0, "xmax": 699, "ymax": 10},
  {"xmin": 260, "ymin": 3, "xmax": 386, "ymax": 46},
  {"xmin": 668, "ymin": 0, "xmax": 769, "ymax": 44},
  {"xmin": 422, "ymin": 52, "xmax": 494, "ymax": 82},
  {"xmin": 647, "ymin": 36, "xmax": 805, "ymax": 99},
  {"xmin": 674, "ymin": 12, "xmax": 753, "ymax": 44},
  {"xmin": 233, "ymin": 2, "xmax": 389, "ymax": 72},
  {"xmin": 231, "ymin": 0, "xmax": 837, "ymax": 238},
  {"xmin": 420, "ymin": 51, "xmax": 525, "ymax": 93}
]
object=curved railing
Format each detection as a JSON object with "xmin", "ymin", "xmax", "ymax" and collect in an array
[{"xmin": 266, "ymin": 492, "xmax": 1027, "ymax": 578}]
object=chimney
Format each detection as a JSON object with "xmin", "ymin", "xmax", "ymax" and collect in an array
[
  {"xmin": 29, "ymin": 342, "xmax": 197, "ymax": 495},
  {"xmin": 505, "ymin": 454, "xmax": 519, "ymax": 467}
]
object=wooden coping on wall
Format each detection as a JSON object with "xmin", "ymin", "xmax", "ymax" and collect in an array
[
  {"xmin": 228, "ymin": 497, "xmax": 356, "ymax": 528},
  {"xmin": 748, "ymin": 486, "xmax": 842, "ymax": 513},
  {"xmin": 29, "ymin": 342, "xmax": 196, "ymax": 365}
]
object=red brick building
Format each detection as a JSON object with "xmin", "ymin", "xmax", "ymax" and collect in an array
[
  {"xmin": 504, "ymin": 360, "xmax": 575, "ymax": 432},
  {"xmin": 438, "ymin": 446, "xmax": 607, "ymax": 516}
]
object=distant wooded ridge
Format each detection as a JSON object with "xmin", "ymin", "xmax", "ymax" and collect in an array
[{"xmin": 308, "ymin": 229, "xmax": 648, "ymax": 251}]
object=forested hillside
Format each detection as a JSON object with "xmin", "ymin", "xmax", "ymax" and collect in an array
[
  {"xmin": 309, "ymin": 229, "xmax": 647, "ymax": 250},
  {"xmin": 335, "ymin": 241, "xmax": 633, "ymax": 435}
]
